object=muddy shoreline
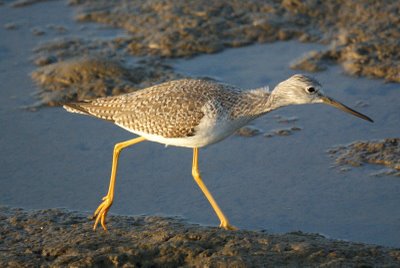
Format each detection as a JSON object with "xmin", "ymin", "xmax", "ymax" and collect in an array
[
  {"xmin": 1, "ymin": 207, "xmax": 399, "ymax": 267},
  {"xmin": 329, "ymin": 138, "xmax": 400, "ymax": 177},
  {"xmin": 27, "ymin": 0, "xmax": 400, "ymax": 107},
  {"xmin": 1, "ymin": 0, "xmax": 400, "ymax": 262}
]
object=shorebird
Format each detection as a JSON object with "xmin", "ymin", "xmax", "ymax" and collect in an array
[{"xmin": 64, "ymin": 74, "xmax": 373, "ymax": 231}]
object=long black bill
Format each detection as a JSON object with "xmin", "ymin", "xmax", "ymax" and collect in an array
[{"xmin": 321, "ymin": 96, "xmax": 373, "ymax": 122}]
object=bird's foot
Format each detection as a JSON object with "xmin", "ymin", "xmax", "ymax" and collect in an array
[
  {"xmin": 92, "ymin": 195, "xmax": 113, "ymax": 231},
  {"xmin": 220, "ymin": 221, "xmax": 238, "ymax": 231}
]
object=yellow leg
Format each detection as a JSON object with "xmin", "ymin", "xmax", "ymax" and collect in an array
[
  {"xmin": 93, "ymin": 136, "xmax": 146, "ymax": 231},
  {"xmin": 192, "ymin": 148, "xmax": 237, "ymax": 230}
]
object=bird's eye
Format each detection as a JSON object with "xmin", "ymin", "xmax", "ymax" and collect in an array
[{"xmin": 306, "ymin": 87, "xmax": 316, "ymax": 94}]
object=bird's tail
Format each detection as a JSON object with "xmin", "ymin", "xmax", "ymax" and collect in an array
[
  {"xmin": 63, "ymin": 101, "xmax": 116, "ymax": 122},
  {"xmin": 63, "ymin": 103, "xmax": 91, "ymax": 116}
]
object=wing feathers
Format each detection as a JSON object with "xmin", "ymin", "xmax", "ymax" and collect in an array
[{"xmin": 63, "ymin": 102, "xmax": 116, "ymax": 122}]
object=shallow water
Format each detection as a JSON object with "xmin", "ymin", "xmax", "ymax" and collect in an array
[
  {"xmin": 173, "ymin": 45, "xmax": 400, "ymax": 247},
  {"xmin": 0, "ymin": 1, "xmax": 399, "ymax": 247}
]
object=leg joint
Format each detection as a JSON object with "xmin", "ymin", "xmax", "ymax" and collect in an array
[
  {"xmin": 114, "ymin": 143, "xmax": 124, "ymax": 154},
  {"xmin": 192, "ymin": 168, "xmax": 200, "ymax": 178},
  {"xmin": 113, "ymin": 137, "xmax": 145, "ymax": 154}
]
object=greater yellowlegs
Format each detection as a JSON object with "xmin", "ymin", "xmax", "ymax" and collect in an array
[{"xmin": 64, "ymin": 74, "xmax": 373, "ymax": 231}]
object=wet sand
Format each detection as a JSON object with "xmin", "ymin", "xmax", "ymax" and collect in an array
[
  {"xmin": 1, "ymin": 0, "xmax": 400, "ymax": 265},
  {"xmin": 1, "ymin": 207, "xmax": 400, "ymax": 267}
]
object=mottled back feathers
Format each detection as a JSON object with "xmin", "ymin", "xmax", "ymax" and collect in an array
[{"xmin": 64, "ymin": 79, "xmax": 251, "ymax": 138}]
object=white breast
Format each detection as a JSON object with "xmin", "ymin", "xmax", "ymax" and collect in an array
[{"xmin": 116, "ymin": 111, "xmax": 252, "ymax": 148}]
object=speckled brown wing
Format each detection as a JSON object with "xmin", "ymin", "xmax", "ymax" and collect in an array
[
  {"xmin": 113, "ymin": 81, "xmax": 205, "ymax": 138},
  {"xmin": 114, "ymin": 79, "xmax": 243, "ymax": 138},
  {"xmin": 65, "ymin": 79, "xmax": 241, "ymax": 138}
]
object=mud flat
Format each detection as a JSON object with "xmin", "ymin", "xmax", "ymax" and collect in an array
[
  {"xmin": 329, "ymin": 138, "xmax": 400, "ymax": 177},
  {"xmin": 29, "ymin": 0, "xmax": 400, "ymax": 106},
  {"xmin": 31, "ymin": 57, "xmax": 181, "ymax": 106},
  {"xmin": 70, "ymin": 0, "xmax": 400, "ymax": 82},
  {"xmin": 1, "ymin": 207, "xmax": 399, "ymax": 267}
]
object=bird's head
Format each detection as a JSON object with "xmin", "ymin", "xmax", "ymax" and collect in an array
[{"xmin": 271, "ymin": 74, "xmax": 373, "ymax": 122}]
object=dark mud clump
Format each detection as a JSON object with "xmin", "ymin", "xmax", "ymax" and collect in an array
[
  {"xmin": 4, "ymin": 22, "xmax": 18, "ymax": 30},
  {"xmin": 1, "ymin": 207, "xmax": 400, "ymax": 267},
  {"xmin": 263, "ymin": 114, "xmax": 302, "ymax": 138},
  {"xmin": 69, "ymin": 0, "xmax": 400, "ymax": 82},
  {"xmin": 31, "ymin": 57, "xmax": 137, "ymax": 106},
  {"xmin": 328, "ymin": 138, "xmax": 400, "ymax": 176},
  {"xmin": 236, "ymin": 125, "xmax": 262, "ymax": 137},
  {"xmin": 264, "ymin": 127, "xmax": 302, "ymax": 138},
  {"xmin": 32, "ymin": 37, "xmax": 129, "ymax": 65},
  {"xmin": 30, "ymin": 35, "xmax": 184, "ymax": 107},
  {"xmin": 31, "ymin": 56, "xmax": 182, "ymax": 107}
]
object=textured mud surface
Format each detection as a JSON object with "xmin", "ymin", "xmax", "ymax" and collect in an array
[
  {"xmin": 235, "ymin": 125, "xmax": 262, "ymax": 137},
  {"xmin": 30, "ymin": 34, "xmax": 184, "ymax": 106},
  {"xmin": 328, "ymin": 138, "xmax": 400, "ymax": 176},
  {"xmin": 31, "ymin": 57, "xmax": 181, "ymax": 106},
  {"xmin": 28, "ymin": 0, "xmax": 400, "ymax": 106},
  {"xmin": 69, "ymin": 0, "xmax": 400, "ymax": 82},
  {"xmin": 1, "ymin": 207, "xmax": 399, "ymax": 267}
]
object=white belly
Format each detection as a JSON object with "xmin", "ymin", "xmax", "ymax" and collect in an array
[{"xmin": 117, "ymin": 115, "xmax": 252, "ymax": 148}]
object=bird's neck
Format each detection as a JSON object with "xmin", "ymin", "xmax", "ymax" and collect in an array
[
  {"xmin": 231, "ymin": 87, "xmax": 275, "ymax": 118},
  {"xmin": 232, "ymin": 86, "xmax": 295, "ymax": 119},
  {"xmin": 265, "ymin": 88, "xmax": 292, "ymax": 110}
]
